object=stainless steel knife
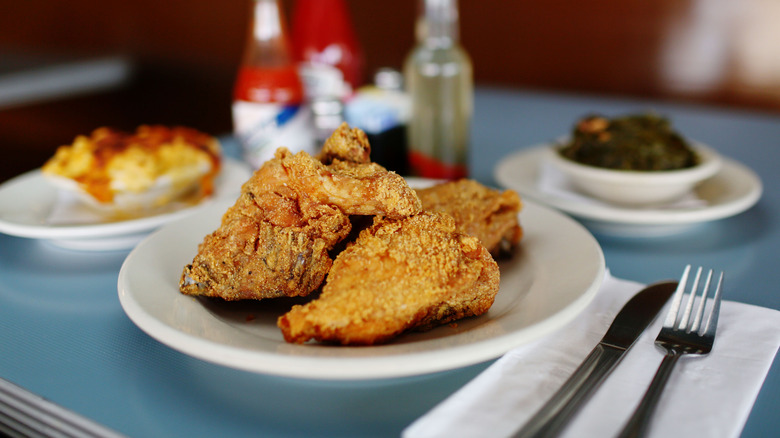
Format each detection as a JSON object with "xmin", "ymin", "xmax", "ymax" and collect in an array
[{"xmin": 513, "ymin": 280, "xmax": 678, "ymax": 438}]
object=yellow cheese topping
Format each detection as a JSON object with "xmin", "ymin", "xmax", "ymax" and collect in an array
[{"xmin": 42, "ymin": 125, "xmax": 221, "ymax": 203}]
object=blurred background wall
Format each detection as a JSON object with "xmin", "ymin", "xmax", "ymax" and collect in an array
[{"xmin": 2, "ymin": 0, "xmax": 780, "ymax": 182}]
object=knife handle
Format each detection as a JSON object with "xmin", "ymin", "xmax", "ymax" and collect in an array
[{"xmin": 514, "ymin": 343, "xmax": 624, "ymax": 438}]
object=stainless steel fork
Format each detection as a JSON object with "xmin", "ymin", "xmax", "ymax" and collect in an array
[{"xmin": 617, "ymin": 265, "xmax": 724, "ymax": 438}]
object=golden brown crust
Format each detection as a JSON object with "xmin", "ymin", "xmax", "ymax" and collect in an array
[
  {"xmin": 180, "ymin": 126, "xmax": 507, "ymax": 345},
  {"xmin": 284, "ymin": 153, "xmax": 421, "ymax": 219},
  {"xmin": 277, "ymin": 212, "xmax": 500, "ymax": 345},
  {"xmin": 180, "ymin": 133, "xmax": 422, "ymax": 301},
  {"xmin": 317, "ymin": 122, "xmax": 371, "ymax": 164},
  {"xmin": 179, "ymin": 156, "xmax": 352, "ymax": 300},
  {"xmin": 416, "ymin": 179, "xmax": 523, "ymax": 256}
]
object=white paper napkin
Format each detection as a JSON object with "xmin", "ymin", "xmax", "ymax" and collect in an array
[
  {"xmin": 45, "ymin": 190, "xmax": 120, "ymax": 225},
  {"xmin": 403, "ymin": 273, "xmax": 780, "ymax": 438},
  {"xmin": 45, "ymin": 188, "xmax": 196, "ymax": 225}
]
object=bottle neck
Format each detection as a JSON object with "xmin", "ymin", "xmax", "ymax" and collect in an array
[
  {"xmin": 244, "ymin": 0, "xmax": 294, "ymax": 66},
  {"xmin": 253, "ymin": 0, "xmax": 283, "ymax": 41},
  {"xmin": 415, "ymin": 0, "xmax": 460, "ymax": 48}
]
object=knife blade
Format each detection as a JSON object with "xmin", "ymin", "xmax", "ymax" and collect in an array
[{"xmin": 513, "ymin": 280, "xmax": 678, "ymax": 438}]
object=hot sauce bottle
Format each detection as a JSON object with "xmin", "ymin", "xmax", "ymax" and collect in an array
[
  {"xmin": 233, "ymin": 0, "xmax": 314, "ymax": 169},
  {"xmin": 290, "ymin": 0, "xmax": 364, "ymax": 100}
]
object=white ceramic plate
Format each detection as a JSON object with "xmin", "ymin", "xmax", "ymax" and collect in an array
[
  {"xmin": 0, "ymin": 159, "xmax": 251, "ymax": 251},
  {"xmin": 495, "ymin": 145, "xmax": 762, "ymax": 236},
  {"xmin": 117, "ymin": 196, "xmax": 605, "ymax": 380}
]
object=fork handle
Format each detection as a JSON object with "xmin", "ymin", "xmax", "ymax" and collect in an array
[{"xmin": 617, "ymin": 351, "xmax": 681, "ymax": 438}]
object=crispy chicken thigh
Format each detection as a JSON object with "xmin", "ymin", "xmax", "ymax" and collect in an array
[
  {"xmin": 180, "ymin": 125, "xmax": 421, "ymax": 301},
  {"xmin": 415, "ymin": 179, "xmax": 523, "ymax": 256},
  {"xmin": 278, "ymin": 212, "xmax": 500, "ymax": 345}
]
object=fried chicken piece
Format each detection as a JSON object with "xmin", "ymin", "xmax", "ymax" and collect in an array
[
  {"xmin": 278, "ymin": 212, "xmax": 500, "ymax": 345},
  {"xmin": 180, "ymin": 150, "xmax": 351, "ymax": 300},
  {"xmin": 180, "ymin": 138, "xmax": 421, "ymax": 301},
  {"xmin": 283, "ymin": 151, "xmax": 421, "ymax": 219},
  {"xmin": 415, "ymin": 179, "xmax": 523, "ymax": 256},
  {"xmin": 317, "ymin": 122, "xmax": 371, "ymax": 165}
]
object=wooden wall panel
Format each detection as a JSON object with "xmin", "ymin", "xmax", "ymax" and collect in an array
[{"xmin": 2, "ymin": 0, "xmax": 780, "ymax": 181}]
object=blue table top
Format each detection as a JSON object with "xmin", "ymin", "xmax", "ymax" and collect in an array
[{"xmin": 1, "ymin": 87, "xmax": 778, "ymax": 437}]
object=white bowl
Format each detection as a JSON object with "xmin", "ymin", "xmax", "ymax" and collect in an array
[{"xmin": 547, "ymin": 142, "xmax": 722, "ymax": 206}]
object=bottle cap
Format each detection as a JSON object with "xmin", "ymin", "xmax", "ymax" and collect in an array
[{"xmin": 374, "ymin": 68, "xmax": 404, "ymax": 91}]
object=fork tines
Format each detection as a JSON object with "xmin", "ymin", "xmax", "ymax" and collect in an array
[
  {"xmin": 617, "ymin": 265, "xmax": 725, "ymax": 437},
  {"xmin": 664, "ymin": 265, "xmax": 724, "ymax": 336}
]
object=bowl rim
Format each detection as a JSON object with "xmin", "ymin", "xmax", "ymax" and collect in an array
[{"xmin": 547, "ymin": 141, "xmax": 722, "ymax": 185}]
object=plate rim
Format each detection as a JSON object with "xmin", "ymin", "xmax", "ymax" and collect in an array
[
  {"xmin": 494, "ymin": 144, "xmax": 763, "ymax": 226},
  {"xmin": 117, "ymin": 196, "xmax": 605, "ymax": 380}
]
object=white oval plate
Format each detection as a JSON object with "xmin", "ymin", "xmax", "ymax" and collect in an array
[
  {"xmin": 0, "ymin": 159, "xmax": 251, "ymax": 250},
  {"xmin": 117, "ymin": 195, "xmax": 605, "ymax": 380},
  {"xmin": 495, "ymin": 145, "xmax": 762, "ymax": 236}
]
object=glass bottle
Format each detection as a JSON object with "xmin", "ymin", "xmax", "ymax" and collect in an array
[
  {"xmin": 232, "ymin": 0, "xmax": 314, "ymax": 169},
  {"xmin": 404, "ymin": 0, "xmax": 473, "ymax": 179}
]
